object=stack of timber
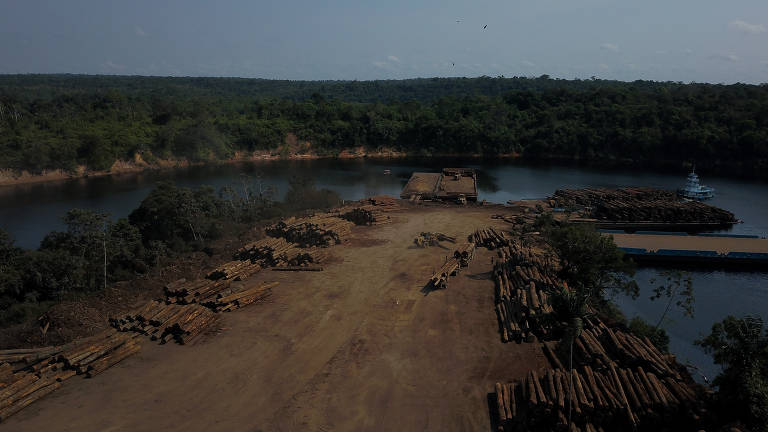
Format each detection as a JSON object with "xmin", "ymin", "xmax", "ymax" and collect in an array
[
  {"xmin": 0, "ymin": 329, "xmax": 141, "ymax": 423},
  {"xmin": 113, "ymin": 281, "xmax": 278, "ymax": 342},
  {"xmin": 428, "ymin": 242, "xmax": 476, "ymax": 289},
  {"xmin": 266, "ymin": 215, "xmax": 354, "ymax": 247},
  {"xmin": 235, "ymin": 237, "xmax": 329, "ymax": 267},
  {"xmin": 338, "ymin": 195, "xmax": 399, "ymax": 225},
  {"xmin": 453, "ymin": 242, "xmax": 476, "ymax": 267},
  {"xmin": 494, "ymin": 364, "xmax": 703, "ymax": 432},
  {"xmin": 552, "ymin": 188, "xmax": 736, "ymax": 225},
  {"xmin": 566, "ymin": 319, "xmax": 681, "ymax": 379},
  {"xmin": 429, "ymin": 255, "xmax": 461, "ymax": 290},
  {"xmin": 206, "ymin": 259, "xmax": 262, "ymax": 281},
  {"xmin": 492, "ymin": 241, "xmax": 560, "ymax": 343},
  {"xmin": 470, "ymin": 227, "xmax": 510, "ymax": 249}
]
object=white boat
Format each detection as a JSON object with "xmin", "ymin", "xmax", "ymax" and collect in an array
[{"xmin": 677, "ymin": 168, "xmax": 714, "ymax": 200}]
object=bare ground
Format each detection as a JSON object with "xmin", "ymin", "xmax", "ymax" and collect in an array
[{"xmin": 2, "ymin": 205, "xmax": 547, "ymax": 432}]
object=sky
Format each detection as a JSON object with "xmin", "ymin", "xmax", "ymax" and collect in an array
[{"xmin": 1, "ymin": 0, "xmax": 767, "ymax": 83}]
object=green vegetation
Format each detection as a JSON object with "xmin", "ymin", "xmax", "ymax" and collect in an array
[
  {"xmin": 628, "ymin": 317, "xmax": 671, "ymax": 352},
  {"xmin": 649, "ymin": 270, "xmax": 695, "ymax": 329},
  {"xmin": 697, "ymin": 315, "xmax": 768, "ymax": 432},
  {"xmin": 0, "ymin": 177, "xmax": 340, "ymax": 328},
  {"xmin": 1, "ymin": 75, "xmax": 767, "ymax": 178}
]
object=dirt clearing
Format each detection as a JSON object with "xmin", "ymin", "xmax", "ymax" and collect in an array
[{"xmin": 2, "ymin": 205, "xmax": 547, "ymax": 432}]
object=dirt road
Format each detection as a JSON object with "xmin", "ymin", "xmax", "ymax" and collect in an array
[{"xmin": 3, "ymin": 206, "xmax": 546, "ymax": 432}]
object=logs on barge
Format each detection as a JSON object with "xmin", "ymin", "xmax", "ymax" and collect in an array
[{"xmin": 552, "ymin": 188, "xmax": 736, "ymax": 224}]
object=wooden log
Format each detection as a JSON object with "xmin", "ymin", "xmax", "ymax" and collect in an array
[
  {"xmin": 495, "ymin": 382, "xmax": 507, "ymax": 424},
  {"xmin": 609, "ymin": 363, "xmax": 637, "ymax": 426},
  {"xmin": 85, "ymin": 342, "xmax": 141, "ymax": 378},
  {"xmin": 0, "ymin": 380, "xmax": 61, "ymax": 423},
  {"xmin": 270, "ymin": 266, "xmax": 323, "ymax": 272},
  {"xmin": 636, "ymin": 367, "xmax": 662, "ymax": 406},
  {"xmin": 531, "ymin": 370, "xmax": 549, "ymax": 408},
  {"xmin": 542, "ymin": 343, "xmax": 565, "ymax": 370}
]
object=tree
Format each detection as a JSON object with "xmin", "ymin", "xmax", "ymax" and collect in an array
[
  {"xmin": 129, "ymin": 182, "xmax": 224, "ymax": 250},
  {"xmin": 542, "ymin": 220, "xmax": 637, "ymax": 302},
  {"xmin": 283, "ymin": 176, "xmax": 341, "ymax": 211},
  {"xmin": 541, "ymin": 219, "xmax": 636, "ymax": 427},
  {"xmin": 649, "ymin": 270, "xmax": 694, "ymax": 330},
  {"xmin": 696, "ymin": 315, "xmax": 768, "ymax": 431},
  {"xmin": 0, "ymin": 229, "xmax": 24, "ymax": 299}
]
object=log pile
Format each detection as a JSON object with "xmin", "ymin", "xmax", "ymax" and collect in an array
[
  {"xmin": 470, "ymin": 227, "xmax": 510, "ymax": 249},
  {"xmin": 429, "ymin": 256, "xmax": 461, "ymax": 290},
  {"xmin": 206, "ymin": 260, "xmax": 263, "ymax": 281},
  {"xmin": 266, "ymin": 215, "xmax": 355, "ymax": 247},
  {"xmin": 492, "ymin": 241, "xmax": 560, "ymax": 343},
  {"xmin": 552, "ymin": 188, "xmax": 736, "ymax": 224},
  {"xmin": 494, "ymin": 364, "xmax": 702, "ymax": 431},
  {"xmin": 113, "ymin": 281, "xmax": 278, "ymax": 342},
  {"xmin": 0, "ymin": 329, "xmax": 141, "ymax": 423},
  {"xmin": 453, "ymin": 242, "xmax": 475, "ymax": 267},
  {"xmin": 567, "ymin": 320, "xmax": 680, "ymax": 379},
  {"xmin": 235, "ymin": 237, "xmax": 330, "ymax": 268}
]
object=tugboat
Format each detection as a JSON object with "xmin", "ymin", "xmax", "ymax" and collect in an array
[{"xmin": 678, "ymin": 167, "xmax": 714, "ymax": 200}]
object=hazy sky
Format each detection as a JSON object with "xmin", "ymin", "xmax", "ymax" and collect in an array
[{"xmin": 1, "ymin": 0, "xmax": 767, "ymax": 83}]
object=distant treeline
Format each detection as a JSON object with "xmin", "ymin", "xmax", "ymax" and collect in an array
[{"xmin": 1, "ymin": 74, "xmax": 767, "ymax": 177}]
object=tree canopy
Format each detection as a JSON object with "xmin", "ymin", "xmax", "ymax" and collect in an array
[{"xmin": 1, "ymin": 75, "xmax": 767, "ymax": 178}]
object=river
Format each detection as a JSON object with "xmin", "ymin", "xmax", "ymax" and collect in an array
[{"xmin": 1, "ymin": 158, "xmax": 767, "ymax": 381}]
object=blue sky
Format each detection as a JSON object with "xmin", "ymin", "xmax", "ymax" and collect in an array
[{"xmin": 1, "ymin": 0, "xmax": 766, "ymax": 83}]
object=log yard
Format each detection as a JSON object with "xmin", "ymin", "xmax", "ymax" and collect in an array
[{"xmin": 2, "ymin": 184, "xmax": 757, "ymax": 431}]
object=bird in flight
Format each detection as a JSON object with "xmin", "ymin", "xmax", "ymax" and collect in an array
[
  {"xmin": 456, "ymin": 20, "xmax": 461, "ymax": 23},
  {"xmin": 452, "ymin": 62, "xmax": 455, "ymax": 67},
  {"xmin": 484, "ymin": 25, "xmax": 487, "ymax": 29}
]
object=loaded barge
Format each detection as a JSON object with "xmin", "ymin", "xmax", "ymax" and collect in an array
[{"xmin": 400, "ymin": 168, "xmax": 478, "ymax": 202}]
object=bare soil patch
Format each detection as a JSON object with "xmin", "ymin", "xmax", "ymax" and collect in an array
[{"xmin": 2, "ymin": 205, "xmax": 548, "ymax": 432}]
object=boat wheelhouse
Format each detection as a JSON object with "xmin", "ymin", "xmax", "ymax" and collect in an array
[{"xmin": 678, "ymin": 168, "xmax": 714, "ymax": 200}]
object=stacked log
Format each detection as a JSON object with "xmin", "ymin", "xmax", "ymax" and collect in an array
[
  {"xmin": 429, "ymin": 256, "xmax": 460, "ymax": 290},
  {"xmin": 112, "ymin": 282, "xmax": 277, "ymax": 342},
  {"xmin": 363, "ymin": 195, "xmax": 399, "ymax": 209},
  {"xmin": 469, "ymin": 227, "xmax": 509, "ymax": 249},
  {"xmin": 0, "ymin": 330, "xmax": 142, "ymax": 423},
  {"xmin": 567, "ymin": 322, "xmax": 680, "ymax": 379},
  {"xmin": 453, "ymin": 242, "xmax": 475, "ymax": 267},
  {"xmin": 494, "ymin": 365, "xmax": 702, "ymax": 431},
  {"xmin": 340, "ymin": 206, "xmax": 392, "ymax": 225},
  {"xmin": 266, "ymin": 215, "xmax": 354, "ymax": 247},
  {"xmin": 206, "ymin": 260, "xmax": 262, "ymax": 281},
  {"xmin": 488, "ymin": 238, "xmax": 560, "ymax": 343},
  {"xmin": 552, "ymin": 188, "xmax": 736, "ymax": 224}
]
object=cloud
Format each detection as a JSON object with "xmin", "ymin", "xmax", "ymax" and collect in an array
[
  {"xmin": 729, "ymin": 20, "xmax": 765, "ymax": 34},
  {"xmin": 134, "ymin": 26, "xmax": 147, "ymax": 37},
  {"xmin": 372, "ymin": 61, "xmax": 388, "ymax": 68},
  {"xmin": 709, "ymin": 53, "xmax": 740, "ymax": 62},
  {"xmin": 387, "ymin": 55, "xmax": 400, "ymax": 63},
  {"xmin": 520, "ymin": 60, "xmax": 535, "ymax": 67},
  {"xmin": 600, "ymin": 43, "xmax": 619, "ymax": 53}
]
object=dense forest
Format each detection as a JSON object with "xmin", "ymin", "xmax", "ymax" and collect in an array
[{"xmin": 1, "ymin": 74, "xmax": 767, "ymax": 178}]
